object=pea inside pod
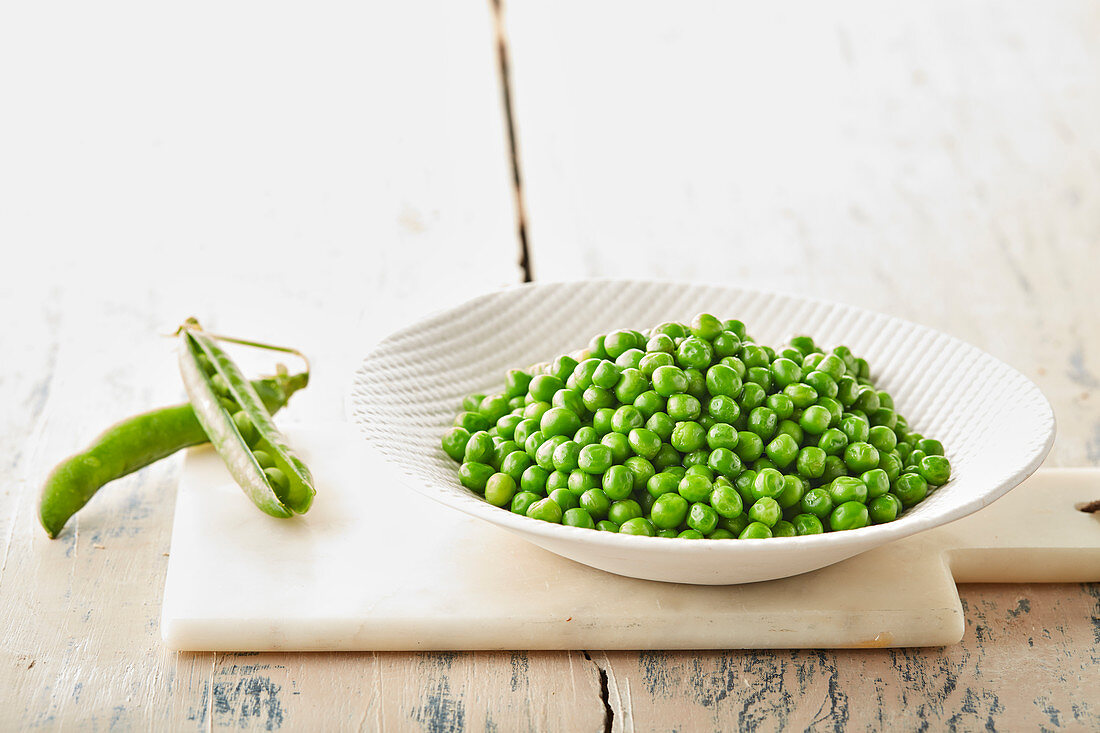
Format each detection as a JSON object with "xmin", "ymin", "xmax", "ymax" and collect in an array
[{"xmin": 178, "ymin": 320, "xmax": 315, "ymax": 517}]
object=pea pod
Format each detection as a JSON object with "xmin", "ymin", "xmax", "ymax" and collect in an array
[
  {"xmin": 38, "ymin": 370, "xmax": 308, "ymax": 538},
  {"xmin": 178, "ymin": 320, "xmax": 315, "ymax": 516}
]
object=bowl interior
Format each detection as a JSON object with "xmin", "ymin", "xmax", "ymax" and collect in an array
[{"xmin": 348, "ymin": 280, "xmax": 1055, "ymax": 574}]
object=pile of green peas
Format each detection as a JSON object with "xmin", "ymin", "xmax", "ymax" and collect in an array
[{"xmin": 441, "ymin": 314, "xmax": 951, "ymax": 539}]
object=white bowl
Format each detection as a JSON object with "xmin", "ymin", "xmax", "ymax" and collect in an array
[{"xmin": 348, "ymin": 280, "xmax": 1055, "ymax": 584}]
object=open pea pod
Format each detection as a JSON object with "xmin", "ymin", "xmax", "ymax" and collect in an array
[{"xmin": 177, "ymin": 320, "xmax": 315, "ymax": 517}]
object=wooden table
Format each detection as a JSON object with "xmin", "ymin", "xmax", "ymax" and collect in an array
[{"xmin": 2, "ymin": 1, "xmax": 1098, "ymax": 729}]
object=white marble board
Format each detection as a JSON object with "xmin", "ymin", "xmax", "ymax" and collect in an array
[{"xmin": 161, "ymin": 424, "xmax": 1100, "ymax": 651}]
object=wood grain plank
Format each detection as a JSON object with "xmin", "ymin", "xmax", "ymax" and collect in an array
[
  {"xmin": 0, "ymin": 1, "xmax": 608, "ymax": 730},
  {"xmin": 505, "ymin": 0, "xmax": 1100, "ymax": 729}
]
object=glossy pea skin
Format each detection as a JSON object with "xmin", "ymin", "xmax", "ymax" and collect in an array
[
  {"xmin": 601, "ymin": 465, "xmax": 634, "ymax": 500},
  {"xmin": 462, "ymin": 393, "xmax": 486, "ymax": 412},
  {"xmin": 690, "ymin": 313, "xmax": 724, "ymax": 340},
  {"xmin": 549, "ymin": 487, "xmax": 579, "ymax": 511},
  {"xmin": 738, "ymin": 383, "xmax": 767, "ymax": 411},
  {"xmin": 623, "ymin": 456, "xmax": 655, "ymax": 491},
  {"xmin": 619, "ymin": 517, "xmax": 657, "ymax": 536},
  {"xmin": 455, "ymin": 411, "xmax": 491, "ymax": 433},
  {"xmin": 800, "ymin": 488, "xmax": 834, "ymax": 519},
  {"xmin": 551, "ymin": 355, "xmax": 580, "ymax": 383},
  {"xmin": 569, "ymin": 359, "xmax": 601, "ymax": 390},
  {"xmin": 821, "ymin": 455, "xmax": 848, "ymax": 483},
  {"xmin": 879, "ymin": 452, "xmax": 903, "ymax": 482},
  {"xmin": 784, "ymin": 383, "xmax": 818, "ymax": 409},
  {"xmin": 495, "ymin": 414, "xmax": 524, "ymax": 441},
  {"xmin": 707, "ymin": 395, "xmax": 741, "ymax": 423},
  {"xmin": 796, "ymin": 446, "xmax": 826, "ymax": 479},
  {"xmin": 739, "ymin": 521, "xmax": 773, "ymax": 540},
  {"xmin": 647, "ymin": 470, "xmax": 681, "ymax": 498},
  {"xmin": 572, "ymin": 425, "xmax": 599, "ymax": 447},
  {"xmin": 527, "ymin": 497, "xmax": 563, "ymax": 523},
  {"xmin": 552, "ymin": 388, "xmax": 586, "ymax": 418},
  {"xmin": 735, "ymin": 431, "xmax": 764, "ymax": 462},
  {"xmin": 463, "ymin": 431, "xmax": 495, "ymax": 464},
  {"xmin": 804, "ymin": 371, "xmax": 839, "ymax": 400},
  {"xmin": 918, "ymin": 438, "xmax": 945, "ymax": 456},
  {"xmin": 562, "ymin": 507, "xmax": 596, "ymax": 529},
  {"xmin": 678, "ymin": 473, "xmax": 712, "ymax": 502},
  {"xmin": 799, "ymin": 405, "xmax": 832, "ymax": 435},
  {"xmin": 580, "ymin": 488, "xmax": 611, "ymax": 519},
  {"xmin": 792, "ymin": 513, "xmax": 824, "ymax": 535},
  {"xmin": 523, "ymin": 401, "xmax": 551, "ymax": 423},
  {"xmin": 745, "ymin": 367, "xmax": 773, "ymax": 392},
  {"xmin": 707, "ymin": 447, "xmax": 742, "ymax": 478},
  {"xmin": 687, "ymin": 502, "xmax": 719, "ymax": 534},
  {"xmin": 582, "ymin": 386, "xmax": 615, "ymax": 413},
  {"xmin": 769, "ymin": 358, "xmax": 802, "ymax": 389},
  {"xmin": 615, "ymin": 349, "xmax": 645, "ymax": 371},
  {"xmin": 596, "ymin": 520, "xmax": 619, "ymax": 532},
  {"xmin": 829, "ymin": 501, "xmax": 870, "ymax": 531},
  {"xmin": 529, "ymin": 374, "xmax": 565, "ymax": 403},
  {"xmin": 485, "ymin": 473, "xmax": 517, "ymax": 507},
  {"xmin": 839, "ymin": 416, "xmax": 870, "ymax": 444},
  {"xmin": 609, "ymin": 499, "xmax": 643, "ymax": 525},
  {"xmin": 652, "ymin": 365, "xmax": 689, "ymax": 396},
  {"xmin": 626, "ymin": 427, "xmax": 661, "ymax": 459},
  {"xmin": 776, "ymin": 474, "xmax": 805, "ymax": 509},
  {"xmin": 520, "ymin": 465, "xmax": 549, "ymax": 495},
  {"xmin": 650, "ymin": 492, "xmax": 689, "ymax": 529},
  {"xmin": 652, "ymin": 443, "xmax": 682, "ymax": 472},
  {"xmin": 591, "ymin": 360, "xmax": 622, "ymax": 389},
  {"xmin": 535, "ymin": 435, "xmax": 568, "ymax": 471},
  {"xmin": 551, "ymin": 440, "xmax": 581, "ymax": 472},
  {"xmin": 670, "ymin": 421, "xmax": 706, "ymax": 453},
  {"xmin": 868, "ymin": 493, "xmax": 901, "ymax": 524},
  {"xmin": 545, "ymin": 469, "xmax": 569, "ymax": 493},
  {"xmin": 666, "ymin": 394, "xmax": 702, "ymax": 422},
  {"xmin": 861, "ymin": 468, "xmax": 890, "ymax": 499},
  {"xmin": 578, "ymin": 443, "xmax": 613, "ymax": 474},
  {"xmin": 501, "ymin": 450, "xmax": 534, "ymax": 482},
  {"xmin": 765, "ymin": 433, "xmax": 799, "ymax": 469},
  {"xmin": 614, "ymin": 369, "xmax": 649, "ymax": 404},
  {"xmin": 708, "ymin": 480, "xmax": 743, "ymax": 518},
  {"xmin": 633, "ymin": 391, "xmax": 666, "ymax": 419},
  {"xmin": 639, "ymin": 352, "xmax": 674, "ymax": 378},
  {"xmin": 604, "ymin": 330, "xmax": 639, "ymax": 359},
  {"xmin": 512, "ymin": 419, "xmax": 540, "ymax": 447},
  {"xmin": 894, "ymin": 473, "xmax": 929, "ymax": 506},
  {"xmin": 511, "ymin": 491, "xmax": 541, "ymax": 515},
  {"xmin": 567, "ymin": 469, "xmax": 598, "ymax": 495},
  {"xmin": 601, "ymin": 432, "xmax": 631, "ymax": 463},
  {"xmin": 646, "ymin": 333, "xmax": 676, "ymax": 353},
  {"xmin": 442, "ymin": 427, "xmax": 471, "ymax": 462},
  {"xmin": 479, "ymin": 394, "xmax": 511, "ymax": 424},
  {"xmin": 747, "ymin": 407, "xmax": 779, "ymax": 442},
  {"xmin": 868, "ymin": 425, "xmax": 897, "ymax": 452},
  {"xmin": 844, "ymin": 442, "xmax": 880, "ymax": 473},
  {"xmin": 712, "ymin": 332, "xmax": 742, "ymax": 358},
  {"xmin": 817, "ymin": 428, "xmax": 848, "ymax": 456},
  {"xmin": 828, "ymin": 476, "xmax": 868, "ymax": 505},
  {"xmin": 706, "ymin": 423, "xmax": 739, "ymax": 451},
  {"xmin": 919, "ymin": 455, "xmax": 951, "ymax": 485},
  {"xmin": 610, "ymin": 405, "xmax": 644, "ymax": 434},
  {"xmin": 772, "ymin": 520, "xmax": 797, "ymax": 538},
  {"xmin": 676, "ymin": 337, "xmax": 713, "ymax": 369},
  {"xmin": 752, "ymin": 468, "xmax": 785, "ymax": 501},
  {"xmin": 766, "ymin": 394, "xmax": 795, "ymax": 421},
  {"xmin": 647, "ymin": 412, "xmax": 676, "ymax": 441}
]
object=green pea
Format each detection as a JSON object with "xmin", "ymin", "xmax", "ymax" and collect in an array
[
  {"xmin": 579, "ymin": 488, "xmax": 611, "ymax": 519},
  {"xmin": 527, "ymin": 497, "xmax": 563, "ymax": 523},
  {"xmin": 867, "ymin": 425, "xmax": 897, "ymax": 452},
  {"xmin": 646, "ymin": 333, "xmax": 675, "ymax": 353},
  {"xmin": 582, "ymin": 386, "xmax": 614, "ymax": 412},
  {"xmin": 783, "ymin": 383, "xmax": 818, "ymax": 409},
  {"xmin": 441, "ymin": 427, "xmax": 471, "ymax": 462},
  {"xmin": 609, "ymin": 499, "xmax": 643, "ymax": 525},
  {"xmin": 647, "ymin": 470, "xmax": 680, "ymax": 498},
  {"xmin": 906, "ymin": 448, "xmax": 928, "ymax": 468},
  {"xmin": 683, "ymin": 502, "xmax": 717, "ymax": 534},
  {"xmin": 829, "ymin": 501, "xmax": 870, "ymax": 531},
  {"xmin": 562, "ymin": 507, "xmax": 596, "ymax": 529},
  {"xmin": 751, "ymin": 468, "xmax": 785, "ymax": 501},
  {"xmin": 648, "ymin": 492, "xmax": 687, "ymax": 529},
  {"xmin": 501, "ymin": 450, "xmax": 534, "ymax": 482},
  {"xmin": 478, "ymin": 395, "xmax": 510, "ymax": 424},
  {"xmin": 619, "ymin": 517, "xmax": 657, "ymax": 536},
  {"xmin": 603, "ymin": 405, "xmax": 640, "ymax": 435},
  {"xmin": 707, "ymin": 395, "xmax": 741, "ymax": 423},
  {"xmin": 573, "ymin": 442, "xmax": 610, "ymax": 474},
  {"xmin": 666, "ymin": 394, "xmax": 702, "ymax": 422},
  {"xmin": 817, "ymin": 354, "xmax": 846, "ymax": 381},
  {"xmin": 546, "ymin": 469, "xmax": 570, "ymax": 493},
  {"xmin": 735, "ymin": 431, "xmax": 764, "ymax": 462},
  {"xmin": 639, "ymin": 351, "xmax": 674, "ymax": 377},
  {"xmin": 596, "ymin": 520, "xmax": 619, "ymax": 532},
  {"xmin": 652, "ymin": 443, "xmax": 682, "ymax": 472},
  {"xmin": 625, "ymin": 427, "xmax": 661, "ymax": 459},
  {"xmin": 664, "ymin": 420, "xmax": 701, "ymax": 452},
  {"xmin": 818, "ymin": 397, "xmax": 843, "ymax": 426},
  {"xmin": 879, "ymin": 452, "xmax": 903, "ymax": 482},
  {"xmin": 844, "ymin": 441, "xmax": 880, "ymax": 473},
  {"xmin": 868, "ymin": 493, "xmax": 901, "ymax": 524},
  {"xmin": 601, "ymin": 465, "xmax": 634, "ymax": 500},
  {"xmin": 707, "ymin": 447, "xmax": 743, "ymax": 478},
  {"xmin": 747, "ymin": 496, "xmax": 781, "ymax": 527},
  {"xmin": 633, "ymin": 390, "xmax": 666, "ymax": 419},
  {"xmin": 765, "ymin": 433, "xmax": 799, "ymax": 469},
  {"xmin": 821, "ymin": 455, "xmax": 847, "ymax": 483},
  {"xmin": 818, "ymin": 428, "xmax": 848, "ymax": 456},
  {"xmin": 550, "ymin": 355, "xmax": 579, "ymax": 383},
  {"xmin": 800, "ymin": 488, "xmax": 834, "ymax": 519},
  {"xmin": 677, "ymin": 473, "xmax": 712, "ymax": 503},
  {"xmin": 523, "ymin": 401, "xmax": 551, "ymax": 422},
  {"xmin": 512, "ymin": 419, "xmax": 539, "ymax": 447},
  {"xmin": 652, "ymin": 365, "xmax": 689, "ymax": 396},
  {"xmin": 720, "ymin": 355, "xmax": 747, "ymax": 378},
  {"xmin": 601, "ymin": 432, "xmax": 631, "ymax": 463},
  {"xmin": 551, "ymin": 388, "xmax": 586, "ymax": 418},
  {"xmin": 603, "ymin": 330, "xmax": 637, "ymax": 359},
  {"xmin": 854, "ymin": 387, "xmax": 881, "ymax": 414},
  {"xmin": 251, "ymin": 450, "xmax": 276, "ymax": 470},
  {"xmin": 799, "ymin": 405, "xmax": 832, "ymax": 435},
  {"xmin": 792, "ymin": 513, "xmax": 824, "ymax": 535},
  {"xmin": 646, "ymin": 412, "xmax": 676, "ymax": 442},
  {"xmin": 705, "ymin": 423, "xmax": 739, "ymax": 451},
  {"xmin": 675, "ymin": 336, "xmax": 712, "ymax": 369},
  {"xmin": 772, "ymin": 520, "xmax": 797, "ymax": 538},
  {"xmin": 568, "ymin": 359, "xmax": 601, "ymax": 390},
  {"xmin": 511, "ymin": 491, "xmax": 541, "ymax": 516},
  {"xmin": 861, "ymin": 468, "xmax": 890, "ymax": 499},
  {"xmin": 744, "ymin": 367, "xmax": 772, "ymax": 393},
  {"xmin": 776, "ymin": 474, "xmax": 806, "ymax": 509},
  {"xmin": 528, "ymin": 374, "xmax": 564, "ymax": 403},
  {"xmin": 840, "ymin": 416, "xmax": 870, "ymax": 444},
  {"xmin": 615, "ymin": 349, "xmax": 645, "ymax": 371},
  {"xmin": 591, "ymin": 360, "xmax": 622, "ymax": 389},
  {"xmin": 919, "ymin": 455, "xmax": 951, "ymax": 485},
  {"xmin": 494, "ymin": 414, "xmax": 523, "ymax": 442},
  {"xmin": 463, "ymin": 431, "xmax": 494, "ymax": 464},
  {"xmin": 614, "ymin": 369, "xmax": 649, "ymax": 404},
  {"xmin": 549, "ymin": 487, "xmax": 579, "ymax": 511},
  {"xmin": 520, "ymin": 465, "xmax": 549, "ymax": 495},
  {"xmin": 458, "ymin": 462, "xmax": 494, "ymax": 493},
  {"xmin": 484, "ymin": 473, "xmax": 517, "ymax": 507},
  {"xmin": 805, "ymin": 370, "xmax": 839, "ymax": 400},
  {"xmin": 828, "ymin": 476, "xmax": 868, "ymax": 505},
  {"xmin": 738, "ymin": 383, "xmax": 767, "ymax": 410},
  {"xmin": 737, "ymin": 521, "xmax": 771, "ymax": 540},
  {"xmin": 795, "ymin": 446, "xmax": 826, "ymax": 479},
  {"xmin": 894, "ymin": 473, "xmax": 928, "ymax": 506},
  {"xmin": 567, "ymin": 469, "xmax": 598, "ymax": 495},
  {"xmin": 455, "ymin": 411, "xmax": 490, "ymax": 433},
  {"xmin": 591, "ymin": 408, "xmax": 615, "ymax": 436},
  {"xmin": 551, "ymin": 440, "xmax": 581, "ymax": 472},
  {"xmin": 573, "ymin": 426, "xmax": 599, "ymax": 447},
  {"xmin": 623, "ymin": 455, "xmax": 655, "ymax": 491}
]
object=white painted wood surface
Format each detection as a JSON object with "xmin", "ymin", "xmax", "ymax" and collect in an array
[
  {"xmin": 1, "ymin": 0, "xmax": 1099, "ymax": 729},
  {"xmin": 503, "ymin": 1, "xmax": 1100, "ymax": 728}
]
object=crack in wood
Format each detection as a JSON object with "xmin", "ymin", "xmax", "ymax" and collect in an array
[{"xmin": 582, "ymin": 651, "xmax": 614, "ymax": 733}]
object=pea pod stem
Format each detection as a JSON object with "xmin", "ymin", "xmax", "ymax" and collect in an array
[{"xmin": 37, "ymin": 370, "xmax": 308, "ymax": 538}]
